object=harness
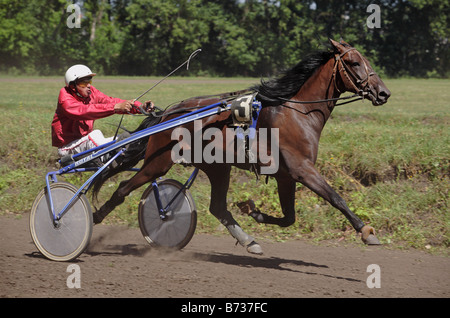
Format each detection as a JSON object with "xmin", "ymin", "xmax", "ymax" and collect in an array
[
  {"xmin": 229, "ymin": 93, "xmax": 263, "ymax": 178},
  {"xmin": 129, "ymin": 48, "xmax": 375, "ymax": 179}
]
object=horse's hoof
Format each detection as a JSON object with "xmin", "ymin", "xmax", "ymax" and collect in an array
[
  {"xmin": 236, "ymin": 199, "xmax": 256, "ymax": 215},
  {"xmin": 246, "ymin": 241, "xmax": 263, "ymax": 255},
  {"xmin": 365, "ymin": 234, "xmax": 381, "ymax": 245},
  {"xmin": 92, "ymin": 211, "xmax": 104, "ymax": 225},
  {"xmin": 361, "ymin": 225, "xmax": 381, "ymax": 245}
]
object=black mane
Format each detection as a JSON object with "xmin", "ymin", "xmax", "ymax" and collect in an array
[{"xmin": 251, "ymin": 49, "xmax": 334, "ymax": 104}]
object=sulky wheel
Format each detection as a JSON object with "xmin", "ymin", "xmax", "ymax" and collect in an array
[
  {"xmin": 30, "ymin": 181, "xmax": 93, "ymax": 262},
  {"xmin": 138, "ymin": 179, "xmax": 197, "ymax": 250}
]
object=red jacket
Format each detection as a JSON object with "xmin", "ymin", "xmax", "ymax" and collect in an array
[{"xmin": 52, "ymin": 86, "xmax": 141, "ymax": 147}]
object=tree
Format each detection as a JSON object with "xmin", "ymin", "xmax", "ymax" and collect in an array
[{"xmin": 0, "ymin": 0, "xmax": 448, "ymax": 77}]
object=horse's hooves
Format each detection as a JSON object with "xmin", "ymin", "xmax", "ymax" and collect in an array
[
  {"xmin": 361, "ymin": 225, "xmax": 381, "ymax": 245},
  {"xmin": 92, "ymin": 211, "xmax": 104, "ymax": 225},
  {"xmin": 236, "ymin": 199, "xmax": 256, "ymax": 215},
  {"xmin": 247, "ymin": 241, "xmax": 263, "ymax": 255},
  {"xmin": 364, "ymin": 234, "xmax": 381, "ymax": 245}
]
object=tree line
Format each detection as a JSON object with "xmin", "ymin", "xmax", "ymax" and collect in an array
[{"xmin": 0, "ymin": 0, "xmax": 448, "ymax": 78}]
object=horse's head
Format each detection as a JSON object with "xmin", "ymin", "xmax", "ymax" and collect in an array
[{"xmin": 330, "ymin": 39, "xmax": 391, "ymax": 106}]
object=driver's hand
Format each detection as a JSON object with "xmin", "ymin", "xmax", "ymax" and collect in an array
[{"xmin": 114, "ymin": 100, "xmax": 134, "ymax": 113}]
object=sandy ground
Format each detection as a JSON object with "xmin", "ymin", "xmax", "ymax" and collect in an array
[{"xmin": 1, "ymin": 214, "xmax": 448, "ymax": 301}]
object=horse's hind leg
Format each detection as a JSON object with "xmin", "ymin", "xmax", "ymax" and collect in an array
[
  {"xmin": 203, "ymin": 165, "xmax": 263, "ymax": 255},
  {"xmin": 93, "ymin": 152, "xmax": 173, "ymax": 224}
]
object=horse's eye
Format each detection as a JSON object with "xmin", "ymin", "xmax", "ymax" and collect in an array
[{"xmin": 352, "ymin": 62, "xmax": 360, "ymax": 67}]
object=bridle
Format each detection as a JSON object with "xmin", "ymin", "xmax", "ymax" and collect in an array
[
  {"xmin": 333, "ymin": 47, "xmax": 376, "ymax": 98},
  {"xmin": 272, "ymin": 47, "xmax": 376, "ymax": 106}
]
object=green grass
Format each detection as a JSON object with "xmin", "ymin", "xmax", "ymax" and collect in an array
[{"xmin": 0, "ymin": 77, "xmax": 448, "ymax": 254}]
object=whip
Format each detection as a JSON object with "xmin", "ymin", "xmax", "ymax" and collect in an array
[
  {"xmin": 113, "ymin": 49, "xmax": 202, "ymax": 140},
  {"xmin": 133, "ymin": 48, "xmax": 202, "ymax": 102}
]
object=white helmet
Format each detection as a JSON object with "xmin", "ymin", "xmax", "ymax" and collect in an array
[{"xmin": 64, "ymin": 64, "xmax": 96, "ymax": 87}]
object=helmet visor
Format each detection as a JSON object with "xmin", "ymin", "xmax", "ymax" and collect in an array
[{"xmin": 76, "ymin": 77, "xmax": 93, "ymax": 88}]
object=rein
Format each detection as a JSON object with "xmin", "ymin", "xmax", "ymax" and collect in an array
[
  {"xmin": 133, "ymin": 47, "xmax": 375, "ymax": 119},
  {"xmin": 275, "ymin": 93, "xmax": 365, "ymax": 106},
  {"xmin": 133, "ymin": 90, "xmax": 251, "ymax": 118}
]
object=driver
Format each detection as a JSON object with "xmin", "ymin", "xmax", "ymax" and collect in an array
[{"xmin": 52, "ymin": 64, "xmax": 154, "ymax": 157}]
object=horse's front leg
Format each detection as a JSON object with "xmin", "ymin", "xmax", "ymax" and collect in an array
[
  {"xmin": 292, "ymin": 160, "xmax": 381, "ymax": 245},
  {"xmin": 240, "ymin": 176, "xmax": 296, "ymax": 227}
]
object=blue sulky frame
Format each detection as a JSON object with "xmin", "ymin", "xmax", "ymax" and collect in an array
[{"xmin": 45, "ymin": 99, "xmax": 262, "ymax": 226}]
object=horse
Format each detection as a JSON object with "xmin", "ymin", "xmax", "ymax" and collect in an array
[{"xmin": 91, "ymin": 39, "xmax": 391, "ymax": 254}]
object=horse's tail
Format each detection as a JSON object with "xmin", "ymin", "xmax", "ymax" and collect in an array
[{"xmin": 91, "ymin": 114, "xmax": 161, "ymax": 201}]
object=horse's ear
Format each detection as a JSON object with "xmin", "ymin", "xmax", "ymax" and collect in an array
[{"xmin": 329, "ymin": 38, "xmax": 344, "ymax": 52}]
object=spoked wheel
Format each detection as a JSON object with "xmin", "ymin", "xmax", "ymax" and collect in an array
[
  {"xmin": 30, "ymin": 182, "xmax": 93, "ymax": 262},
  {"xmin": 138, "ymin": 179, "xmax": 197, "ymax": 250}
]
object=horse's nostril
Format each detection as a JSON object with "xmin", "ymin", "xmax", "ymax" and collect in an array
[{"xmin": 379, "ymin": 89, "xmax": 391, "ymax": 99}]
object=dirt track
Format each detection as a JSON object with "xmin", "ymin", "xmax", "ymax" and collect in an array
[{"xmin": 0, "ymin": 214, "xmax": 448, "ymax": 299}]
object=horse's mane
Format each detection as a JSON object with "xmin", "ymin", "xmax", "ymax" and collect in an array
[{"xmin": 251, "ymin": 48, "xmax": 334, "ymax": 104}]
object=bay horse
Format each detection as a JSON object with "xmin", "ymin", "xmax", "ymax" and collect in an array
[{"xmin": 92, "ymin": 39, "xmax": 391, "ymax": 254}]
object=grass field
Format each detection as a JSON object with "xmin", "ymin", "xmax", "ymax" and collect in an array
[{"xmin": 0, "ymin": 76, "xmax": 448, "ymax": 254}]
